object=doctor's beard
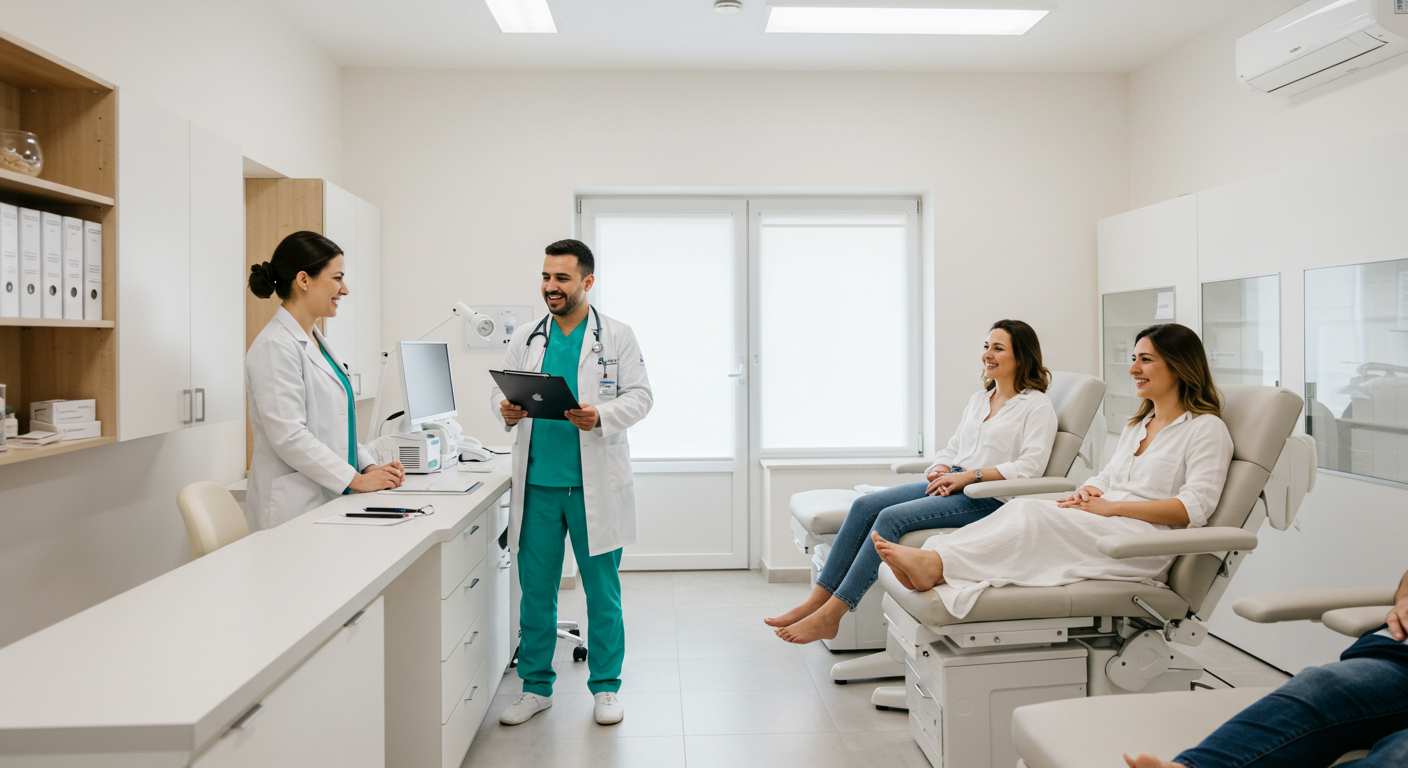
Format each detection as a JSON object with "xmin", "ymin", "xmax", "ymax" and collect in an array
[{"xmin": 545, "ymin": 286, "xmax": 585, "ymax": 317}]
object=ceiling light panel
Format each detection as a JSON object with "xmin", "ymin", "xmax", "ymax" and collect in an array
[
  {"xmin": 765, "ymin": 5, "xmax": 1051, "ymax": 35},
  {"xmin": 484, "ymin": 0, "xmax": 557, "ymax": 33}
]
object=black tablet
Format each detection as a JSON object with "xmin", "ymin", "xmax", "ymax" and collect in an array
[{"xmin": 490, "ymin": 370, "xmax": 579, "ymax": 422}]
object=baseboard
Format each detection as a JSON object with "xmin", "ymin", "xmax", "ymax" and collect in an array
[{"xmin": 761, "ymin": 560, "xmax": 811, "ymax": 584}]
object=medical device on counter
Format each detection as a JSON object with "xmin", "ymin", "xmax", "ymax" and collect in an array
[{"xmin": 387, "ymin": 430, "xmax": 440, "ymax": 474}]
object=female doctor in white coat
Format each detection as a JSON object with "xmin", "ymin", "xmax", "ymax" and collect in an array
[
  {"xmin": 244, "ymin": 231, "xmax": 403, "ymax": 531},
  {"xmin": 489, "ymin": 239, "xmax": 652, "ymax": 728}
]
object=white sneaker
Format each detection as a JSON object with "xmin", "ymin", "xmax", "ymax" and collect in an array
[
  {"xmin": 593, "ymin": 691, "xmax": 624, "ymax": 724},
  {"xmin": 499, "ymin": 692, "xmax": 552, "ymax": 725}
]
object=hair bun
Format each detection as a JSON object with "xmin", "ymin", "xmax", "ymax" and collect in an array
[{"xmin": 248, "ymin": 261, "xmax": 278, "ymax": 299}]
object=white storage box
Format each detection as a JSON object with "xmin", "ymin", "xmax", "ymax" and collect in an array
[
  {"xmin": 29, "ymin": 419, "xmax": 100, "ymax": 440},
  {"xmin": 30, "ymin": 399, "xmax": 95, "ymax": 424}
]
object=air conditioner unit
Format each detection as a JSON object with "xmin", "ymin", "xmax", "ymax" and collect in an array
[{"xmin": 1237, "ymin": 0, "xmax": 1408, "ymax": 95}]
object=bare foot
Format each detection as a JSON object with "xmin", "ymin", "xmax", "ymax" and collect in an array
[
  {"xmin": 765, "ymin": 585, "xmax": 831, "ymax": 628},
  {"xmin": 1123, "ymin": 754, "xmax": 1185, "ymax": 768},
  {"xmin": 775, "ymin": 597, "xmax": 847, "ymax": 644},
  {"xmin": 872, "ymin": 532, "xmax": 945, "ymax": 591}
]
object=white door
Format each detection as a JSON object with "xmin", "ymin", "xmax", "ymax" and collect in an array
[
  {"xmin": 188, "ymin": 122, "xmax": 245, "ymax": 426},
  {"xmin": 579, "ymin": 199, "xmax": 749, "ymax": 570},
  {"xmin": 354, "ymin": 198, "xmax": 382, "ymax": 400},
  {"xmin": 322, "ymin": 182, "xmax": 359, "ymax": 382},
  {"xmin": 117, "ymin": 91, "xmax": 192, "ymax": 441}
]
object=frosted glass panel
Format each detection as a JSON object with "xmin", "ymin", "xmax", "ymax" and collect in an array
[
  {"xmin": 1305, "ymin": 257, "xmax": 1408, "ymax": 483},
  {"xmin": 596, "ymin": 214, "xmax": 736, "ymax": 459},
  {"xmin": 1202, "ymin": 275, "xmax": 1280, "ymax": 387},
  {"xmin": 1102, "ymin": 287, "xmax": 1172, "ymax": 433},
  {"xmin": 759, "ymin": 213, "xmax": 911, "ymax": 450}
]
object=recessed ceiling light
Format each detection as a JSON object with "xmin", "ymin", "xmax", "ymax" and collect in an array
[
  {"xmin": 764, "ymin": 4, "xmax": 1051, "ymax": 35},
  {"xmin": 716, "ymin": 0, "xmax": 745, "ymax": 14},
  {"xmin": 484, "ymin": 0, "xmax": 557, "ymax": 33}
]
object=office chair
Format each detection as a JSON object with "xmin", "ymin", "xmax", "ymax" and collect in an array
[{"xmin": 176, "ymin": 480, "xmax": 250, "ymax": 560}]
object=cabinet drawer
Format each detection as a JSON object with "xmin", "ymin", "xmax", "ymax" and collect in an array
[
  {"xmin": 489, "ymin": 598, "xmax": 512, "ymax": 678},
  {"xmin": 442, "ymin": 558, "xmax": 490, "ymax": 661},
  {"xmin": 441, "ymin": 603, "xmax": 493, "ymax": 723},
  {"xmin": 440, "ymin": 512, "xmax": 488, "ymax": 599},
  {"xmin": 441, "ymin": 658, "xmax": 493, "ymax": 768},
  {"xmin": 195, "ymin": 598, "xmax": 384, "ymax": 768},
  {"xmin": 487, "ymin": 550, "xmax": 511, "ymax": 611}
]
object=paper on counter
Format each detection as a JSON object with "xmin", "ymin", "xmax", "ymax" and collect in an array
[{"xmin": 316, "ymin": 513, "xmax": 412, "ymax": 526}]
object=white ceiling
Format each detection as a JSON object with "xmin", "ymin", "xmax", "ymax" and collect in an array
[{"xmin": 275, "ymin": 0, "xmax": 1260, "ymax": 73}]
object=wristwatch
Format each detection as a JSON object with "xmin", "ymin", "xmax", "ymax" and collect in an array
[{"xmin": 973, "ymin": 468, "xmax": 983, "ymax": 482}]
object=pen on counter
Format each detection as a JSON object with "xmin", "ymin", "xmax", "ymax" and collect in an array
[{"xmin": 346, "ymin": 512, "xmax": 409, "ymax": 519}]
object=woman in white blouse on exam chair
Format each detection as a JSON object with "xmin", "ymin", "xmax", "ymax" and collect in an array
[
  {"xmin": 771, "ymin": 319, "xmax": 1059, "ymax": 644},
  {"xmin": 872, "ymin": 323, "xmax": 1233, "ymax": 620},
  {"xmin": 245, "ymin": 231, "xmax": 404, "ymax": 532}
]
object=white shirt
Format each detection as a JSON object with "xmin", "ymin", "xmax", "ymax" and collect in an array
[
  {"xmin": 929, "ymin": 388, "xmax": 1058, "ymax": 480},
  {"xmin": 1084, "ymin": 411, "xmax": 1234, "ymax": 528}
]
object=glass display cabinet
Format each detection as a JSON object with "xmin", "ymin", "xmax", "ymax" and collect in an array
[
  {"xmin": 1202, "ymin": 275, "xmax": 1280, "ymax": 388},
  {"xmin": 1305, "ymin": 257, "xmax": 1408, "ymax": 484},
  {"xmin": 1102, "ymin": 287, "xmax": 1174, "ymax": 434}
]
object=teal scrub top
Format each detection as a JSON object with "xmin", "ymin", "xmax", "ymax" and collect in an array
[
  {"xmin": 318, "ymin": 340, "xmax": 359, "ymax": 476},
  {"xmin": 526, "ymin": 319, "xmax": 586, "ymax": 487}
]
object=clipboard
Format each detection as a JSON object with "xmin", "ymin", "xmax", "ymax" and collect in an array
[{"xmin": 490, "ymin": 370, "xmax": 579, "ymax": 421}]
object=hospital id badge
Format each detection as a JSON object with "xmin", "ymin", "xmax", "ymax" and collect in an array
[{"xmin": 598, "ymin": 380, "xmax": 616, "ymax": 398}]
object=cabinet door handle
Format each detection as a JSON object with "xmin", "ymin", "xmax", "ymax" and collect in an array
[
  {"xmin": 354, "ymin": 373, "xmax": 361, "ymax": 396},
  {"xmin": 465, "ymin": 578, "xmax": 480, "ymax": 591},
  {"xmin": 231, "ymin": 703, "xmax": 265, "ymax": 731},
  {"xmin": 345, "ymin": 610, "xmax": 367, "ymax": 627},
  {"xmin": 182, "ymin": 389, "xmax": 193, "ymax": 425},
  {"xmin": 194, "ymin": 388, "xmax": 206, "ymax": 423},
  {"xmin": 913, "ymin": 681, "xmax": 932, "ymax": 700},
  {"xmin": 469, "ymin": 525, "xmax": 480, "ymax": 536},
  {"xmin": 465, "ymin": 631, "xmax": 479, "ymax": 646},
  {"xmin": 466, "ymin": 685, "xmax": 479, "ymax": 702}
]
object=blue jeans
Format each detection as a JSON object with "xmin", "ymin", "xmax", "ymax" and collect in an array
[
  {"xmin": 1176, "ymin": 631, "xmax": 1408, "ymax": 768},
  {"xmin": 814, "ymin": 475, "xmax": 1002, "ymax": 610}
]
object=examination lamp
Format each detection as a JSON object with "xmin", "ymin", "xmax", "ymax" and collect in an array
[{"xmin": 366, "ymin": 302, "xmax": 496, "ymax": 443}]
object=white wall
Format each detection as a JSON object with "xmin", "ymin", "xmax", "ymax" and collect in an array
[
  {"xmin": 342, "ymin": 68, "xmax": 1130, "ymax": 569},
  {"xmin": 0, "ymin": 0, "xmax": 343, "ymax": 180},
  {"xmin": 0, "ymin": 1, "xmax": 341, "ymax": 647},
  {"xmin": 1129, "ymin": 0, "xmax": 1408, "ymax": 207}
]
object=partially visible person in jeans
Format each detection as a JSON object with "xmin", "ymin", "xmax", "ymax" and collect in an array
[
  {"xmin": 768, "ymin": 319, "xmax": 1058, "ymax": 644},
  {"xmin": 1126, "ymin": 568, "xmax": 1408, "ymax": 768}
]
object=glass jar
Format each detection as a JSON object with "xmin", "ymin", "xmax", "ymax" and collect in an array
[{"xmin": 0, "ymin": 130, "xmax": 43, "ymax": 177}]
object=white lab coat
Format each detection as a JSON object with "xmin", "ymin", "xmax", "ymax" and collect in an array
[
  {"xmin": 489, "ymin": 306, "xmax": 653, "ymax": 556},
  {"xmin": 245, "ymin": 307, "xmax": 374, "ymax": 531}
]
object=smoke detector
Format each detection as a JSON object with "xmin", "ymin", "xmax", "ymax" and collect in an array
[{"xmin": 715, "ymin": 0, "xmax": 743, "ymax": 14}]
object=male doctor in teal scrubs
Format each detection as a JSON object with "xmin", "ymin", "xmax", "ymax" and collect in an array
[{"xmin": 490, "ymin": 239, "xmax": 652, "ymax": 727}]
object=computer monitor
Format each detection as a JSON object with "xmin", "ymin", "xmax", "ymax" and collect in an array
[{"xmin": 399, "ymin": 341, "xmax": 457, "ymax": 426}]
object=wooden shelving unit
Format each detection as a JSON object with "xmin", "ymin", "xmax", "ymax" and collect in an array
[{"xmin": 0, "ymin": 29, "xmax": 118, "ymax": 465}]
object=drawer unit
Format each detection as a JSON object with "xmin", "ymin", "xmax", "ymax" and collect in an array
[
  {"xmin": 441, "ymin": 658, "xmax": 492, "ymax": 768},
  {"xmin": 194, "ymin": 598, "xmax": 384, "ymax": 768},
  {"xmin": 441, "ymin": 557, "xmax": 490, "ymax": 661},
  {"xmin": 440, "ymin": 512, "xmax": 488, "ymax": 599},
  {"xmin": 441, "ymin": 602, "xmax": 493, "ymax": 723}
]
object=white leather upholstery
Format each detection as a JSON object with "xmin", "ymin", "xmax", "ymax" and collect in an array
[
  {"xmin": 177, "ymin": 480, "xmax": 250, "ymax": 560},
  {"xmin": 789, "ymin": 371, "xmax": 1107, "ymax": 538},
  {"xmin": 1233, "ymin": 588, "xmax": 1397, "ymax": 624},
  {"xmin": 1012, "ymin": 688, "xmax": 1275, "ymax": 768}
]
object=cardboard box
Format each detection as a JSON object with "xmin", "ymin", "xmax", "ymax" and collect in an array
[
  {"xmin": 30, "ymin": 399, "xmax": 96, "ymax": 424},
  {"xmin": 29, "ymin": 419, "xmax": 100, "ymax": 440}
]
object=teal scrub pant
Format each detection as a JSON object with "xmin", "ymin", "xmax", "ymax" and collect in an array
[{"xmin": 517, "ymin": 484, "xmax": 624, "ymax": 697}]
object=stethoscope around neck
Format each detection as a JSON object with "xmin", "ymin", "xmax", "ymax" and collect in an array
[{"xmin": 526, "ymin": 305, "xmax": 609, "ymax": 378}]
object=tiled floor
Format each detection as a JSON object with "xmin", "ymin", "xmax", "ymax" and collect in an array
[{"xmin": 460, "ymin": 569, "xmax": 1292, "ymax": 768}]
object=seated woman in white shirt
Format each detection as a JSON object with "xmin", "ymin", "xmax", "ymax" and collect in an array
[
  {"xmin": 872, "ymin": 323, "xmax": 1233, "ymax": 621},
  {"xmin": 770, "ymin": 320, "xmax": 1059, "ymax": 644}
]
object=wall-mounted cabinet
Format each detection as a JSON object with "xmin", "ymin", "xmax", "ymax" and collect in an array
[
  {"xmin": 1202, "ymin": 274, "xmax": 1280, "ymax": 389},
  {"xmin": 116, "ymin": 92, "xmax": 245, "ymax": 442},
  {"xmin": 244, "ymin": 179, "xmax": 382, "ymax": 466},
  {"xmin": 0, "ymin": 29, "xmax": 118, "ymax": 466}
]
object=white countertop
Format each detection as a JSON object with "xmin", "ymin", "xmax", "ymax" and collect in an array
[{"xmin": 0, "ymin": 463, "xmax": 512, "ymax": 758}]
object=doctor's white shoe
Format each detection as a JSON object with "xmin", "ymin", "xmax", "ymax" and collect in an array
[
  {"xmin": 593, "ymin": 692, "xmax": 624, "ymax": 724},
  {"xmin": 499, "ymin": 693, "xmax": 552, "ymax": 725}
]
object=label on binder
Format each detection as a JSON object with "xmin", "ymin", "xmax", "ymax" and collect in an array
[
  {"xmin": 83, "ymin": 221, "xmax": 102, "ymax": 321},
  {"xmin": 40, "ymin": 212, "xmax": 62, "ymax": 318}
]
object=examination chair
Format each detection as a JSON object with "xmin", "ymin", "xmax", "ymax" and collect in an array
[
  {"xmin": 876, "ymin": 385, "xmax": 1312, "ymax": 768},
  {"xmin": 176, "ymin": 480, "xmax": 250, "ymax": 559},
  {"xmin": 786, "ymin": 371, "xmax": 1107, "ymax": 684},
  {"xmin": 1010, "ymin": 585, "xmax": 1390, "ymax": 768}
]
